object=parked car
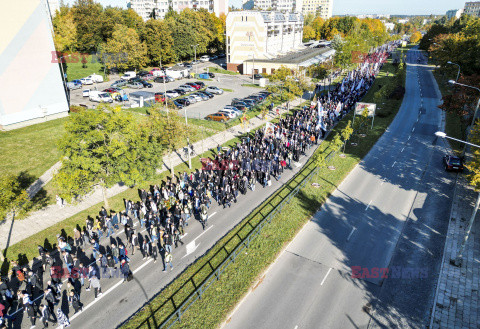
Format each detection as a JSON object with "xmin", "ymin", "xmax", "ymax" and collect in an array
[
  {"xmin": 443, "ymin": 155, "xmax": 464, "ymax": 172},
  {"xmin": 207, "ymin": 72, "xmax": 215, "ymax": 78},
  {"xmin": 138, "ymin": 73, "xmax": 154, "ymax": 81},
  {"xmin": 194, "ymin": 92, "xmax": 208, "ymax": 101},
  {"xmin": 205, "ymin": 112, "xmax": 229, "ymax": 122},
  {"xmin": 111, "ymin": 79, "xmax": 128, "ymax": 88},
  {"xmin": 173, "ymin": 89, "xmax": 187, "ymax": 95},
  {"xmin": 253, "ymin": 74, "xmax": 264, "ymax": 80},
  {"xmin": 191, "ymin": 60, "xmax": 200, "ymax": 65},
  {"xmin": 176, "ymin": 62, "xmax": 184, "ymax": 67},
  {"xmin": 223, "ymin": 106, "xmax": 242, "ymax": 116},
  {"xmin": 82, "ymin": 89, "xmax": 91, "ymax": 97},
  {"xmin": 218, "ymin": 53, "xmax": 226, "ymax": 58},
  {"xmin": 258, "ymin": 91, "xmax": 272, "ymax": 97},
  {"xmin": 80, "ymin": 77, "xmax": 93, "ymax": 85},
  {"xmin": 198, "ymin": 90, "xmax": 214, "ymax": 98},
  {"xmin": 185, "ymin": 95, "xmax": 197, "ymax": 103},
  {"xmin": 140, "ymin": 80, "xmax": 153, "ymax": 88},
  {"xmin": 150, "ymin": 68, "xmax": 164, "ymax": 76},
  {"xmin": 241, "ymin": 99, "xmax": 256, "ymax": 107},
  {"xmin": 67, "ymin": 80, "xmax": 82, "ymax": 90},
  {"xmin": 165, "ymin": 90, "xmax": 180, "ymax": 98},
  {"xmin": 154, "ymin": 76, "xmax": 168, "ymax": 83},
  {"xmin": 190, "ymin": 93, "xmax": 203, "ymax": 102},
  {"xmin": 194, "ymin": 81, "xmax": 205, "ymax": 88},
  {"xmin": 205, "ymin": 86, "xmax": 223, "ymax": 95},
  {"xmin": 200, "ymin": 55, "xmax": 210, "ymax": 62},
  {"xmin": 172, "ymin": 100, "xmax": 184, "ymax": 109},
  {"xmin": 176, "ymin": 98, "xmax": 191, "ymax": 106},
  {"xmin": 86, "ymin": 73, "xmax": 104, "ymax": 83},
  {"xmin": 185, "ymin": 82, "xmax": 201, "ymax": 90},
  {"xmin": 155, "ymin": 92, "xmax": 166, "ymax": 103},
  {"xmin": 210, "ymin": 55, "xmax": 218, "ymax": 60},
  {"xmin": 220, "ymin": 63, "xmax": 227, "ymax": 69},
  {"xmin": 103, "ymin": 88, "xmax": 122, "ymax": 99},
  {"xmin": 219, "ymin": 109, "xmax": 238, "ymax": 118},
  {"xmin": 232, "ymin": 105, "xmax": 248, "ymax": 112},
  {"xmin": 178, "ymin": 84, "xmax": 195, "ymax": 92},
  {"xmin": 89, "ymin": 91, "xmax": 113, "ymax": 103},
  {"xmin": 232, "ymin": 100, "xmax": 252, "ymax": 109},
  {"xmin": 127, "ymin": 81, "xmax": 144, "ymax": 89},
  {"xmin": 121, "ymin": 71, "xmax": 136, "ymax": 80}
]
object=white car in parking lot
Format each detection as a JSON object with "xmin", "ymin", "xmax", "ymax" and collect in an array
[
  {"xmin": 224, "ymin": 106, "xmax": 242, "ymax": 116},
  {"xmin": 185, "ymin": 95, "xmax": 197, "ymax": 103},
  {"xmin": 205, "ymin": 86, "xmax": 224, "ymax": 94},
  {"xmin": 80, "ymin": 77, "xmax": 93, "ymax": 85},
  {"xmin": 86, "ymin": 73, "xmax": 104, "ymax": 83},
  {"xmin": 190, "ymin": 94, "xmax": 203, "ymax": 102},
  {"xmin": 165, "ymin": 90, "xmax": 180, "ymax": 98},
  {"xmin": 200, "ymin": 55, "xmax": 210, "ymax": 62},
  {"xmin": 219, "ymin": 109, "xmax": 238, "ymax": 118}
]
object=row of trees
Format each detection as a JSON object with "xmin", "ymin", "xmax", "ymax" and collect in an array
[{"xmin": 53, "ymin": 0, "xmax": 226, "ymax": 69}]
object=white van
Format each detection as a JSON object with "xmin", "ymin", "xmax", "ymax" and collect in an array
[
  {"xmin": 89, "ymin": 91, "xmax": 113, "ymax": 103},
  {"xmin": 86, "ymin": 73, "xmax": 104, "ymax": 83},
  {"xmin": 200, "ymin": 55, "xmax": 210, "ymax": 62},
  {"xmin": 121, "ymin": 71, "xmax": 136, "ymax": 80}
]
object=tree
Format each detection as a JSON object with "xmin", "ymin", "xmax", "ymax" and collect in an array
[
  {"xmin": 52, "ymin": 8, "xmax": 77, "ymax": 52},
  {"xmin": 303, "ymin": 26, "xmax": 315, "ymax": 42},
  {"xmin": 148, "ymin": 107, "xmax": 189, "ymax": 176},
  {"xmin": 53, "ymin": 106, "xmax": 162, "ymax": 209},
  {"xmin": 143, "ymin": 19, "xmax": 175, "ymax": 65},
  {"xmin": 103, "ymin": 24, "xmax": 148, "ymax": 70},
  {"xmin": 0, "ymin": 174, "xmax": 30, "ymax": 221},
  {"xmin": 71, "ymin": 0, "xmax": 105, "ymax": 52},
  {"xmin": 410, "ymin": 31, "xmax": 422, "ymax": 43},
  {"xmin": 341, "ymin": 120, "xmax": 354, "ymax": 153},
  {"xmin": 466, "ymin": 121, "xmax": 480, "ymax": 190}
]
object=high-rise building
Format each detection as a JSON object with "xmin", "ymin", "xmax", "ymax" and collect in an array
[
  {"xmin": 464, "ymin": 1, "xmax": 480, "ymax": 17},
  {"xmin": 252, "ymin": 0, "xmax": 332, "ymax": 19},
  {"xmin": 0, "ymin": 0, "xmax": 69, "ymax": 130},
  {"xmin": 446, "ymin": 9, "xmax": 463, "ymax": 20},
  {"xmin": 129, "ymin": 0, "xmax": 228, "ymax": 21}
]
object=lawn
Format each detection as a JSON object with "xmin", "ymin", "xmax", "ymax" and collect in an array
[
  {"xmin": 65, "ymin": 55, "xmax": 107, "ymax": 81},
  {"xmin": 241, "ymin": 83, "xmax": 263, "ymax": 88},
  {"xmin": 122, "ymin": 57, "xmax": 406, "ymax": 329},
  {"xmin": 0, "ymin": 117, "xmax": 67, "ymax": 180},
  {"xmin": 205, "ymin": 67, "xmax": 240, "ymax": 75}
]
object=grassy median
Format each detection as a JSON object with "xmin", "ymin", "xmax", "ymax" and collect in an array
[{"xmin": 121, "ymin": 59, "xmax": 406, "ymax": 329}]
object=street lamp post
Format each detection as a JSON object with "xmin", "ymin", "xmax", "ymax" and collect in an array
[
  {"xmin": 184, "ymin": 107, "xmax": 191, "ymax": 169},
  {"xmin": 435, "ymin": 131, "xmax": 480, "ymax": 267},
  {"xmin": 251, "ymin": 53, "xmax": 255, "ymax": 84},
  {"xmin": 447, "ymin": 61, "xmax": 461, "ymax": 82},
  {"xmin": 191, "ymin": 44, "xmax": 199, "ymax": 75}
]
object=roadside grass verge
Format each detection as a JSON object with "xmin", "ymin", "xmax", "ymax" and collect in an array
[
  {"xmin": 241, "ymin": 83, "xmax": 263, "ymax": 88},
  {"xmin": 206, "ymin": 67, "xmax": 240, "ymax": 75},
  {"xmin": 432, "ymin": 70, "xmax": 466, "ymax": 155},
  {"xmin": 121, "ymin": 58, "xmax": 406, "ymax": 328},
  {"xmin": 221, "ymin": 88, "xmax": 233, "ymax": 92}
]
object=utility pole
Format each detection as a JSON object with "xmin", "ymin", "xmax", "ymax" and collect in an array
[
  {"xmin": 252, "ymin": 53, "xmax": 255, "ymax": 84},
  {"xmin": 191, "ymin": 44, "xmax": 199, "ymax": 75},
  {"xmin": 184, "ymin": 107, "xmax": 191, "ymax": 169}
]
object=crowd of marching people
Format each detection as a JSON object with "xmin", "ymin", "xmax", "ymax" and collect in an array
[{"xmin": 0, "ymin": 42, "xmax": 398, "ymax": 329}]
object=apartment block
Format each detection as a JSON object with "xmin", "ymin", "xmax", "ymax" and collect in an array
[
  {"xmin": 464, "ymin": 1, "xmax": 480, "ymax": 17},
  {"xmin": 129, "ymin": 0, "xmax": 228, "ymax": 21}
]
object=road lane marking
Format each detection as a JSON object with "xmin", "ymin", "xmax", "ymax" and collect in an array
[
  {"xmin": 321, "ymin": 268, "xmax": 332, "ymax": 286},
  {"xmin": 412, "ymin": 127, "xmax": 415, "ymax": 132},
  {"xmin": 401, "ymin": 147, "xmax": 405, "ymax": 152},
  {"xmin": 392, "ymin": 161, "xmax": 396, "ymax": 167},
  {"xmin": 68, "ymin": 258, "xmax": 153, "ymax": 323},
  {"xmin": 365, "ymin": 200, "xmax": 372, "ymax": 210},
  {"xmin": 210, "ymin": 211, "xmax": 217, "ymax": 217},
  {"xmin": 347, "ymin": 227, "xmax": 356, "ymax": 241},
  {"xmin": 408, "ymin": 136, "xmax": 411, "ymax": 141}
]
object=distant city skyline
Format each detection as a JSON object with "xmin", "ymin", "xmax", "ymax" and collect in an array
[{"xmin": 61, "ymin": 0, "xmax": 471, "ymax": 16}]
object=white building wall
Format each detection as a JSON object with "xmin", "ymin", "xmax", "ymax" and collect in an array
[{"xmin": 131, "ymin": 0, "xmax": 228, "ymax": 21}]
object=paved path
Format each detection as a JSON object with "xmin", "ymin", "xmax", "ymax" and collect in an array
[
  {"xmin": 430, "ymin": 170, "xmax": 480, "ymax": 329},
  {"xmin": 0, "ymin": 97, "xmax": 305, "ymax": 250}
]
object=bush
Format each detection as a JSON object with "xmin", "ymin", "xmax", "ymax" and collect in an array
[{"xmin": 0, "ymin": 174, "xmax": 31, "ymax": 221}]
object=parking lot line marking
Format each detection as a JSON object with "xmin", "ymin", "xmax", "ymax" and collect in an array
[
  {"xmin": 321, "ymin": 268, "xmax": 332, "ymax": 286},
  {"xmin": 365, "ymin": 200, "xmax": 372, "ymax": 211},
  {"xmin": 347, "ymin": 227, "xmax": 356, "ymax": 241}
]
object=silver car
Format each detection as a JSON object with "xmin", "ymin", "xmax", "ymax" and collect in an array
[
  {"xmin": 127, "ymin": 81, "xmax": 143, "ymax": 89},
  {"xmin": 185, "ymin": 95, "xmax": 197, "ymax": 103},
  {"xmin": 205, "ymin": 86, "xmax": 224, "ymax": 95}
]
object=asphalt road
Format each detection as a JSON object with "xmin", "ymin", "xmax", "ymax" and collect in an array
[
  {"xmin": 9, "ymin": 109, "xmax": 322, "ymax": 329},
  {"xmin": 222, "ymin": 49, "xmax": 455, "ymax": 329}
]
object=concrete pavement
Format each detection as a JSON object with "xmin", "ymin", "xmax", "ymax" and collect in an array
[{"xmin": 222, "ymin": 48, "xmax": 455, "ymax": 329}]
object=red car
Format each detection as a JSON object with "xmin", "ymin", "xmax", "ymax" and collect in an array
[
  {"xmin": 103, "ymin": 88, "xmax": 120, "ymax": 93},
  {"xmin": 186, "ymin": 82, "xmax": 201, "ymax": 90},
  {"xmin": 155, "ymin": 92, "xmax": 166, "ymax": 103}
]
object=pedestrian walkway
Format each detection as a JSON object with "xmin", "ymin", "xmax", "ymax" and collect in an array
[
  {"xmin": 430, "ymin": 171, "xmax": 480, "ymax": 329},
  {"xmin": 0, "ymin": 97, "xmax": 306, "ymax": 250}
]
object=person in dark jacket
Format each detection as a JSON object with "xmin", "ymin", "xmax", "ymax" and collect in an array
[
  {"xmin": 120, "ymin": 260, "xmax": 130, "ymax": 282},
  {"xmin": 68, "ymin": 290, "xmax": 82, "ymax": 314}
]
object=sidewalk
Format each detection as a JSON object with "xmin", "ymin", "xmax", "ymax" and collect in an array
[
  {"xmin": 0, "ymin": 97, "xmax": 306, "ymax": 250},
  {"xmin": 430, "ymin": 172, "xmax": 480, "ymax": 329}
]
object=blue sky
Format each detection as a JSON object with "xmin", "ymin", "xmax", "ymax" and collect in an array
[{"xmin": 63, "ymin": 0, "xmax": 467, "ymax": 15}]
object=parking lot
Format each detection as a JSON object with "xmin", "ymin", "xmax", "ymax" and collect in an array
[{"xmin": 69, "ymin": 61, "xmax": 263, "ymax": 120}]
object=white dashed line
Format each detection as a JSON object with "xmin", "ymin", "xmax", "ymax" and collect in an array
[
  {"xmin": 321, "ymin": 268, "xmax": 332, "ymax": 286},
  {"xmin": 347, "ymin": 227, "xmax": 356, "ymax": 241},
  {"xmin": 365, "ymin": 200, "xmax": 372, "ymax": 210},
  {"xmin": 401, "ymin": 147, "xmax": 405, "ymax": 152},
  {"xmin": 392, "ymin": 161, "xmax": 396, "ymax": 167}
]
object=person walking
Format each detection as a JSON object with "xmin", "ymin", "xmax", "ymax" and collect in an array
[
  {"xmin": 56, "ymin": 308, "xmax": 70, "ymax": 328},
  {"xmin": 120, "ymin": 259, "xmax": 131, "ymax": 282},
  {"xmin": 163, "ymin": 252, "xmax": 173, "ymax": 272},
  {"xmin": 68, "ymin": 290, "xmax": 82, "ymax": 314},
  {"xmin": 39, "ymin": 304, "xmax": 55, "ymax": 328}
]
